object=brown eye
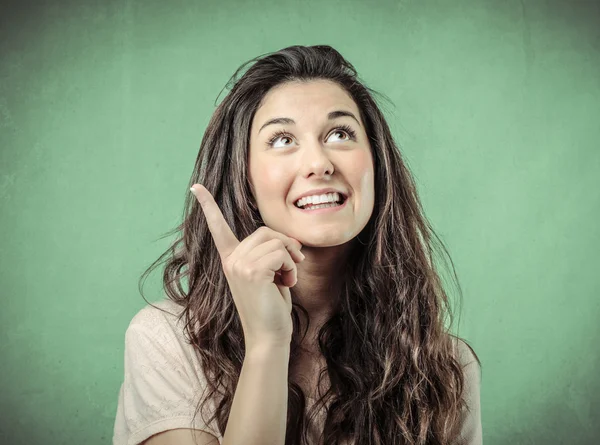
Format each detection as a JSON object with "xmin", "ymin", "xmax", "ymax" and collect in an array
[
  {"xmin": 266, "ymin": 124, "xmax": 357, "ymax": 149},
  {"xmin": 327, "ymin": 124, "xmax": 357, "ymax": 142},
  {"xmin": 329, "ymin": 130, "xmax": 349, "ymax": 140},
  {"xmin": 267, "ymin": 130, "xmax": 293, "ymax": 148}
]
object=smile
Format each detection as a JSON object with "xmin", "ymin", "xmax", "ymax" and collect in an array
[{"xmin": 293, "ymin": 197, "xmax": 348, "ymax": 214}]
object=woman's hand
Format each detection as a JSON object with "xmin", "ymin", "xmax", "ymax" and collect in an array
[{"xmin": 191, "ymin": 184, "xmax": 304, "ymax": 350}]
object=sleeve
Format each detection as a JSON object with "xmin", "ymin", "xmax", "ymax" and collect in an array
[
  {"xmin": 454, "ymin": 340, "xmax": 483, "ymax": 445},
  {"xmin": 112, "ymin": 314, "xmax": 220, "ymax": 445}
]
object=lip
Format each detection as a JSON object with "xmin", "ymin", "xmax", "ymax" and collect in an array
[
  {"xmin": 293, "ymin": 188, "xmax": 347, "ymax": 205},
  {"xmin": 293, "ymin": 196, "xmax": 348, "ymax": 214}
]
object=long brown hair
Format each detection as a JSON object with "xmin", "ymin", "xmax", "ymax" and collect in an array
[{"xmin": 139, "ymin": 44, "xmax": 481, "ymax": 445}]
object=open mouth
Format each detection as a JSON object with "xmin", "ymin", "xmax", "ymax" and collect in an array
[{"xmin": 294, "ymin": 194, "xmax": 347, "ymax": 210}]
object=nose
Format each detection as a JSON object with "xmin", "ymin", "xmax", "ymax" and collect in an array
[{"xmin": 299, "ymin": 142, "xmax": 335, "ymax": 177}]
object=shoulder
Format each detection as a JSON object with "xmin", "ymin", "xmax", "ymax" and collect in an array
[
  {"xmin": 124, "ymin": 299, "xmax": 200, "ymax": 372},
  {"xmin": 114, "ymin": 300, "xmax": 223, "ymax": 444},
  {"xmin": 452, "ymin": 337, "xmax": 480, "ymax": 368},
  {"xmin": 450, "ymin": 336, "xmax": 483, "ymax": 443},
  {"xmin": 128, "ymin": 298, "xmax": 186, "ymax": 332},
  {"xmin": 451, "ymin": 336, "xmax": 482, "ymax": 387},
  {"xmin": 126, "ymin": 300, "xmax": 188, "ymax": 347}
]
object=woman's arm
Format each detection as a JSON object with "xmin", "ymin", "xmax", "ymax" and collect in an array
[{"xmin": 222, "ymin": 343, "xmax": 291, "ymax": 445}]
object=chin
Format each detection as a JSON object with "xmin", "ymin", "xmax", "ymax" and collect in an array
[{"xmin": 297, "ymin": 237, "xmax": 350, "ymax": 248}]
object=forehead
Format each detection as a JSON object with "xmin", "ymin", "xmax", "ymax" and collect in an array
[{"xmin": 252, "ymin": 80, "xmax": 360, "ymax": 131}]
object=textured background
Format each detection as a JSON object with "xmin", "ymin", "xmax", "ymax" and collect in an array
[{"xmin": 1, "ymin": 0, "xmax": 599, "ymax": 443}]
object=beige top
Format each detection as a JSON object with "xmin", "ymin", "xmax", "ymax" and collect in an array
[{"xmin": 112, "ymin": 299, "xmax": 482, "ymax": 445}]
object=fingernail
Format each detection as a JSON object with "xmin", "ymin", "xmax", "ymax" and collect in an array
[
  {"xmin": 299, "ymin": 252, "xmax": 306, "ymax": 260},
  {"xmin": 190, "ymin": 187, "xmax": 197, "ymax": 197}
]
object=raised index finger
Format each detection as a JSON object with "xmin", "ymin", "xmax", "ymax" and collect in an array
[{"xmin": 190, "ymin": 184, "xmax": 239, "ymax": 259}]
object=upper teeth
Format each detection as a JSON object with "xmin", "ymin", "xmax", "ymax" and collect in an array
[{"xmin": 295, "ymin": 192, "xmax": 342, "ymax": 208}]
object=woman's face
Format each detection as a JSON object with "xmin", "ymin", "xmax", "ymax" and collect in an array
[{"xmin": 248, "ymin": 79, "xmax": 375, "ymax": 248}]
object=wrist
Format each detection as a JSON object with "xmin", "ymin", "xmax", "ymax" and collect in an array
[{"xmin": 245, "ymin": 339, "xmax": 291, "ymax": 359}]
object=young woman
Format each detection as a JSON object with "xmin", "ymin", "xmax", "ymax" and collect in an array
[{"xmin": 113, "ymin": 45, "xmax": 482, "ymax": 445}]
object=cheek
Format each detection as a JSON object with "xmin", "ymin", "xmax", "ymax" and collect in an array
[
  {"xmin": 351, "ymin": 151, "xmax": 375, "ymax": 209},
  {"xmin": 349, "ymin": 148, "xmax": 372, "ymax": 171},
  {"xmin": 251, "ymin": 163, "xmax": 291, "ymax": 198},
  {"xmin": 351, "ymin": 151, "xmax": 374, "ymax": 186}
]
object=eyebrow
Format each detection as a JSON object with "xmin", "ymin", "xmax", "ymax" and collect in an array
[{"xmin": 258, "ymin": 110, "xmax": 361, "ymax": 134}]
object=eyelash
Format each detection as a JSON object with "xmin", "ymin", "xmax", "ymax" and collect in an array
[{"xmin": 266, "ymin": 124, "xmax": 357, "ymax": 148}]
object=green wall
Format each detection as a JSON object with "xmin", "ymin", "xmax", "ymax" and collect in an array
[{"xmin": 1, "ymin": 0, "xmax": 598, "ymax": 443}]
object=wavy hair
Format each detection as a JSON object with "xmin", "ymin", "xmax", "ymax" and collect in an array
[{"xmin": 139, "ymin": 44, "xmax": 481, "ymax": 445}]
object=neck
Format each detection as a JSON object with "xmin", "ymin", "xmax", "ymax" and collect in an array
[{"xmin": 291, "ymin": 242, "xmax": 354, "ymax": 350}]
